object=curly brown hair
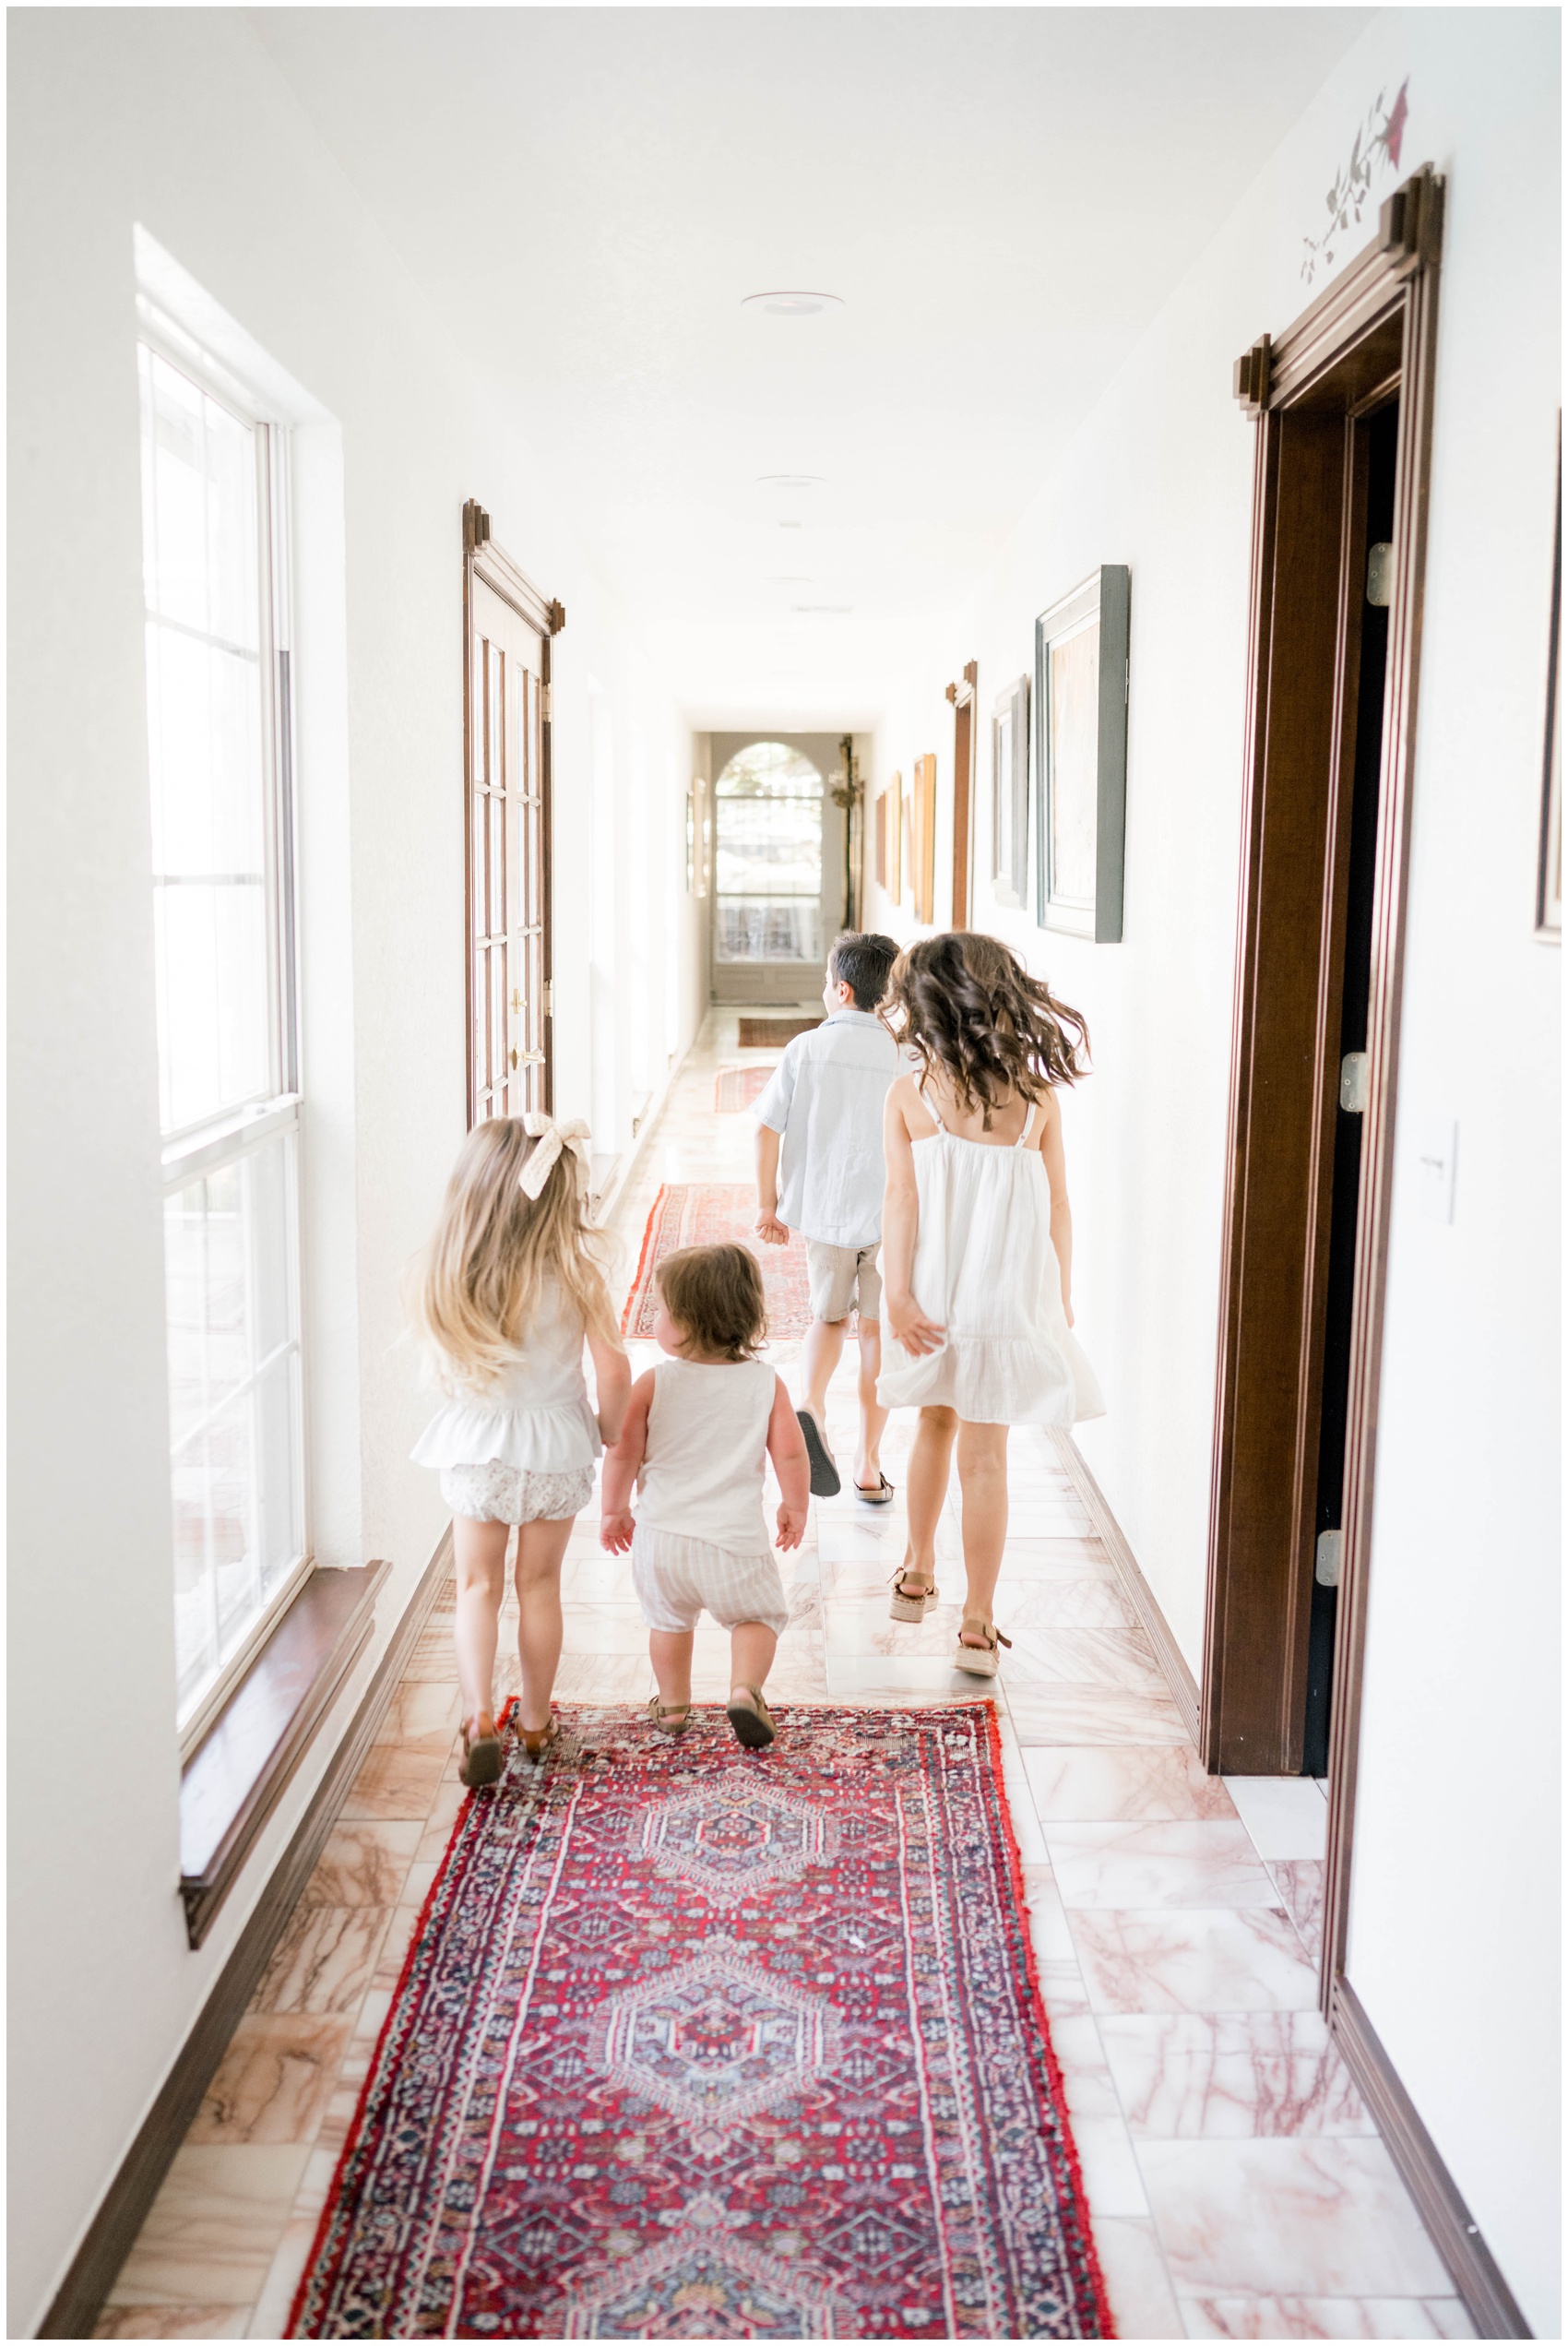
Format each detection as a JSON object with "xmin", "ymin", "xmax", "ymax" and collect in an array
[
  {"xmin": 885, "ymin": 931, "xmax": 1089, "ymax": 1125},
  {"xmin": 657, "ymin": 1244, "xmax": 768, "ymax": 1361}
]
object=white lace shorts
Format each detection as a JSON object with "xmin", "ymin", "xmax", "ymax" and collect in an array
[
  {"xmin": 632, "ymin": 1524, "xmax": 790, "ymax": 1636},
  {"xmin": 439, "ymin": 1460, "xmax": 596, "ymax": 1526}
]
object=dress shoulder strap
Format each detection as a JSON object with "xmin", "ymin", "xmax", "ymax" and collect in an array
[
  {"xmin": 916, "ymin": 1074, "xmax": 947, "ymax": 1134},
  {"xmin": 1015, "ymin": 1099, "xmax": 1039, "ymax": 1148}
]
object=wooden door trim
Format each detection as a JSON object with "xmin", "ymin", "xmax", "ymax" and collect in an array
[
  {"xmin": 945, "ymin": 659, "xmax": 978, "ymax": 925},
  {"xmin": 461, "ymin": 499, "xmax": 563, "ymax": 1124},
  {"xmin": 1204, "ymin": 161, "xmax": 1443, "ymax": 1855}
]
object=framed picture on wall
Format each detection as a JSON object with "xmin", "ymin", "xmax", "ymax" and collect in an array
[
  {"xmin": 691, "ymin": 774, "xmax": 710, "ymax": 899},
  {"xmin": 1537, "ymin": 426, "xmax": 1562, "ymax": 939},
  {"xmin": 912, "ymin": 753, "xmax": 938, "ymax": 923},
  {"xmin": 992, "ymin": 674, "xmax": 1029, "ymax": 908},
  {"xmin": 897, "ymin": 771, "xmax": 911, "ymax": 904},
  {"xmin": 1035, "ymin": 565, "xmax": 1130, "ymax": 941}
]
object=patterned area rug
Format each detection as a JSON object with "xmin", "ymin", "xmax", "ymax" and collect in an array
[
  {"xmin": 738, "ymin": 1016, "xmax": 822, "ymax": 1047},
  {"xmin": 290, "ymin": 1705, "xmax": 1113, "ymax": 2340},
  {"xmin": 715, "ymin": 1065, "xmax": 775, "ymax": 1113},
  {"xmin": 623, "ymin": 1184, "xmax": 812, "ymax": 1340}
]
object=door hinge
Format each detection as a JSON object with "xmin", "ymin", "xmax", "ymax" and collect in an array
[
  {"xmin": 540, "ymin": 683, "xmax": 552, "ymax": 721},
  {"xmin": 544, "ymin": 979, "xmax": 554, "ymax": 1018},
  {"xmin": 1338, "ymin": 1052, "xmax": 1369, "ymax": 1113},
  {"xmin": 1125, "ymin": 659, "xmax": 1130, "ymax": 705},
  {"xmin": 1315, "ymin": 1529, "xmax": 1343, "ymax": 1588}
]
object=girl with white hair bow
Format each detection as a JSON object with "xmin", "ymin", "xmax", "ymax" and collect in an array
[{"xmin": 409, "ymin": 1114, "xmax": 630, "ymax": 1782}]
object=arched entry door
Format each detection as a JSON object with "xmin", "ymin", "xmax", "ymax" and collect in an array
[{"xmin": 710, "ymin": 737, "xmax": 844, "ymax": 1004}]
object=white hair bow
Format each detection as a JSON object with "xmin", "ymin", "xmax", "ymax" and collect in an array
[{"xmin": 519, "ymin": 1113, "xmax": 593, "ymax": 1201}]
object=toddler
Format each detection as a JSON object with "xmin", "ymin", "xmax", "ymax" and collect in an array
[
  {"xmin": 409, "ymin": 1115, "xmax": 630, "ymax": 1783},
  {"xmin": 600, "ymin": 1243, "xmax": 810, "ymax": 1747},
  {"xmin": 878, "ymin": 933, "xmax": 1105, "ymax": 1675}
]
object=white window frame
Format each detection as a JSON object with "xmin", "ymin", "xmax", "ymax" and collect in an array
[{"xmin": 138, "ymin": 309, "xmax": 312, "ymax": 1757}]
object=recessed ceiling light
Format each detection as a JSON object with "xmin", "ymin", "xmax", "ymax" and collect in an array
[
  {"xmin": 778, "ymin": 520, "xmax": 803, "ymax": 530},
  {"xmin": 756, "ymin": 474, "xmax": 824, "ymax": 492},
  {"xmin": 770, "ymin": 576, "xmax": 814, "ymax": 584},
  {"xmin": 793, "ymin": 603, "xmax": 852, "ymax": 615},
  {"xmin": 741, "ymin": 292, "xmax": 843, "ymax": 317}
]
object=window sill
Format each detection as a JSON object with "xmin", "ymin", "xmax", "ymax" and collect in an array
[{"xmin": 179, "ymin": 1559, "xmax": 390, "ymax": 1948}]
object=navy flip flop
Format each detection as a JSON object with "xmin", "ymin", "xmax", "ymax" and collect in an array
[{"xmin": 796, "ymin": 1408, "xmax": 841, "ymax": 1498}]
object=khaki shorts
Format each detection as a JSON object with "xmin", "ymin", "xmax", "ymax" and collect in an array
[{"xmin": 805, "ymin": 1239, "xmax": 882, "ymax": 1325}]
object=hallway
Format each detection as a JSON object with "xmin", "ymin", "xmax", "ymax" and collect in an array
[{"xmin": 97, "ymin": 1018, "xmax": 1468, "ymax": 2341}]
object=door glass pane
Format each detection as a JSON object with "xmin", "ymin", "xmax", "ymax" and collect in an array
[
  {"xmin": 164, "ymin": 1132, "xmax": 302, "ymax": 1722},
  {"xmin": 139, "ymin": 347, "xmax": 270, "ymax": 1134},
  {"xmin": 714, "ymin": 741, "xmax": 823, "ymax": 962}
]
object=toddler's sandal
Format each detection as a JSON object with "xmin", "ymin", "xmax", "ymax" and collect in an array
[
  {"xmin": 726, "ymin": 1685, "xmax": 776, "ymax": 1749},
  {"xmin": 647, "ymin": 1698, "xmax": 692, "ymax": 1737},
  {"xmin": 856, "ymin": 1474, "xmax": 896, "ymax": 1506},
  {"xmin": 889, "ymin": 1566, "xmax": 938, "ymax": 1623},
  {"xmin": 954, "ymin": 1619, "xmax": 1012, "ymax": 1679},
  {"xmin": 796, "ymin": 1408, "xmax": 841, "ymax": 1499},
  {"xmin": 459, "ymin": 1717, "xmax": 505, "ymax": 1787}
]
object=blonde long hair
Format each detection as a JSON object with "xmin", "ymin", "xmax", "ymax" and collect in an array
[{"xmin": 408, "ymin": 1120, "xmax": 622, "ymax": 1391}]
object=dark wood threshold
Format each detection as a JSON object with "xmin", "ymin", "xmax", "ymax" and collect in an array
[
  {"xmin": 1330, "ymin": 1976, "xmax": 1532, "ymax": 2338},
  {"xmin": 181, "ymin": 1559, "xmax": 390, "ymax": 1947},
  {"xmin": 40, "ymin": 1530, "xmax": 453, "ymax": 2341},
  {"xmin": 1045, "ymin": 1427, "xmax": 1202, "ymax": 1745}
]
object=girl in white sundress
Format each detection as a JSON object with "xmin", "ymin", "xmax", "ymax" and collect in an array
[
  {"xmin": 409, "ymin": 1116, "xmax": 630, "ymax": 1785},
  {"xmin": 877, "ymin": 933, "xmax": 1105, "ymax": 1677}
]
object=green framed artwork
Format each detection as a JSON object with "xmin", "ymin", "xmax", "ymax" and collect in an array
[{"xmin": 1034, "ymin": 566, "xmax": 1130, "ymax": 941}]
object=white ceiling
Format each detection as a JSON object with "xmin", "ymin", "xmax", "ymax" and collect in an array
[{"xmin": 250, "ymin": 6, "xmax": 1372, "ymax": 727}]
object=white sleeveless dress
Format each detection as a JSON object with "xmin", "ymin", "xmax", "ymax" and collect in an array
[{"xmin": 876, "ymin": 1090, "xmax": 1106, "ymax": 1427}]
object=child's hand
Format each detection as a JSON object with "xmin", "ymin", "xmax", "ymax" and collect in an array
[
  {"xmin": 775, "ymin": 1500, "xmax": 809, "ymax": 1551},
  {"xmin": 754, "ymin": 1209, "xmax": 790, "ymax": 1246},
  {"xmin": 885, "ymin": 1290, "xmax": 946, "ymax": 1358},
  {"xmin": 600, "ymin": 1509, "xmax": 636, "ymax": 1554}
]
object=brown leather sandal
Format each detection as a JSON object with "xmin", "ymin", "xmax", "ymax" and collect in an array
[
  {"xmin": 889, "ymin": 1566, "xmax": 938, "ymax": 1622},
  {"xmin": 647, "ymin": 1698, "xmax": 692, "ymax": 1736},
  {"xmin": 518, "ymin": 1713, "xmax": 558, "ymax": 1763},
  {"xmin": 726, "ymin": 1685, "xmax": 776, "ymax": 1749},
  {"xmin": 459, "ymin": 1714, "xmax": 504, "ymax": 1787},
  {"xmin": 954, "ymin": 1619, "xmax": 1012, "ymax": 1679}
]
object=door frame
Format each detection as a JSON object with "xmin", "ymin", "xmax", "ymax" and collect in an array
[
  {"xmin": 945, "ymin": 660, "xmax": 978, "ymax": 924},
  {"xmin": 461, "ymin": 498, "xmax": 563, "ymax": 1123},
  {"xmin": 1202, "ymin": 168, "xmax": 1443, "ymax": 1987}
]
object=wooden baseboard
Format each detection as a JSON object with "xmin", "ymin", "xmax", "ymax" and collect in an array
[
  {"xmin": 1329, "ymin": 1976, "xmax": 1532, "ymax": 2339},
  {"xmin": 1044, "ymin": 1427, "xmax": 1202, "ymax": 1745},
  {"xmin": 38, "ymin": 1530, "xmax": 455, "ymax": 2341}
]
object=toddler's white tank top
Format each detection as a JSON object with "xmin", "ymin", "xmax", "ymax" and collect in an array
[{"xmin": 637, "ymin": 1356, "xmax": 776, "ymax": 1555}]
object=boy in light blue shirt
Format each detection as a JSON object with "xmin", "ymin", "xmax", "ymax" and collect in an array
[{"xmin": 753, "ymin": 932, "xmax": 902, "ymax": 1501}]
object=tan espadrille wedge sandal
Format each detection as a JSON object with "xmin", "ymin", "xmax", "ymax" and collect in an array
[
  {"xmin": 953, "ymin": 1619, "xmax": 1013, "ymax": 1679},
  {"xmin": 889, "ymin": 1566, "xmax": 939, "ymax": 1623}
]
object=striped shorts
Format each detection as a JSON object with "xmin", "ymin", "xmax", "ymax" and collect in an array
[{"xmin": 632, "ymin": 1524, "xmax": 790, "ymax": 1636}]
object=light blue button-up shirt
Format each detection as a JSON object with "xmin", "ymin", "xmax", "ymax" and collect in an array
[{"xmin": 753, "ymin": 1009, "xmax": 905, "ymax": 1249}]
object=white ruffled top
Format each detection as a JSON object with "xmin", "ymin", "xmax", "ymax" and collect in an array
[{"xmin": 410, "ymin": 1281, "xmax": 600, "ymax": 1475}]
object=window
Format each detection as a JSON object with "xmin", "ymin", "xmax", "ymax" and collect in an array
[
  {"xmin": 713, "ymin": 741, "xmax": 824, "ymax": 962},
  {"xmin": 138, "ymin": 341, "xmax": 307, "ymax": 1736}
]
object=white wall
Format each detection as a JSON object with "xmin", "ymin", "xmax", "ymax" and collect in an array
[
  {"xmin": 6, "ymin": 12, "xmax": 696, "ymax": 2332},
  {"xmin": 864, "ymin": 12, "xmax": 1560, "ymax": 2328}
]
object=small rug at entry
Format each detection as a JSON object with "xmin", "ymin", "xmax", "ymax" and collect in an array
[
  {"xmin": 622, "ymin": 1183, "xmax": 812, "ymax": 1340},
  {"xmin": 716, "ymin": 1064, "xmax": 775, "ymax": 1113},
  {"xmin": 289, "ymin": 1705, "xmax": 1114, "ymax": 2340},
  {"xmin": 738, "ymin": 1015, "xmax": 823, "ymax": 1047}
]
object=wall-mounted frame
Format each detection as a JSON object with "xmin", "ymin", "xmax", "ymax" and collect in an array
[
  {"xmin": 911, "ymin": 753, "xmax": 937, "ymax": 923},
  {"xmin": 1034, "ymin": 566, "xmax": 1130, "ymax": 941},
  {"xmin": 992, "ymin": 673, "xmax": 1030, "ymax": 909},
  {"xmin": 1537, "ymin": 422, "xmax": 1562, "ymax": 938}
]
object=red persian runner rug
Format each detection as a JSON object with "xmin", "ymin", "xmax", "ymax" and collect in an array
[
  {"xmin": 737, "ymin": 1015, "xmax": 822, "ymax": 1048},
  {"xmin": 291, "ymin": 1704, "xmax": 1112, "ymax": 2340},
  {"xmin": 622, "ymin": 1185, "xmax": 812, "ymax": 1341},
  {"xmin": 715, "ymin": 1065, "xmax": 774, "ymax": 1113}
]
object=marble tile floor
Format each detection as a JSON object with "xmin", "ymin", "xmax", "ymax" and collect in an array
[{"xmin": 97, "ymin": 1012, "xmax": 1471, "ymax": 2340}]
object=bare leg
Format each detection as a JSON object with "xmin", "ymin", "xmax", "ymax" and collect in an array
[
  {"xmin": 730, "ymin": 1621, "xmax": 778, "ymax": 1697},
  {"xmin": 955, "ymin": 1420, "xmax": 1010, "ymax": 1641},
  {"xmin": 453, "ymin": 1515, "xmax": 509, "ymax": 1731},
  {"xmin": 900, "ymin": 1405, "xmax": 957, "ymax": 1594},
  {"xmin": 649, "ymin": 1629, "xmax": 695, "ymax": 1710},
  {"xmin": 853, "ymin": 1317, "xmax": 888, "ymax": 1491},
  {"xmin": 513, "ymin": 1515, "xmax": 574, "ymax": 1735},
  {"xmin": 802, "ymin": 1315, "xmax": 847, "ymax": 1427}
]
